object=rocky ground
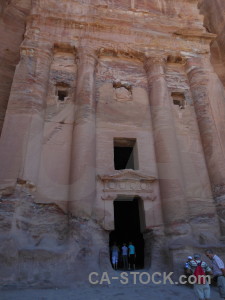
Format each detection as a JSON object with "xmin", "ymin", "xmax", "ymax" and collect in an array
[
  {"xmin": 0, "ymin": 280, "xmax": 222, "ymax": 300},
  {"xmin": 0, "ymin": 189, "xmax": 111, "ymax": 288},
  {"xmin": 0, "ymin": 189, "xmax": 224, "ymax": 300}
]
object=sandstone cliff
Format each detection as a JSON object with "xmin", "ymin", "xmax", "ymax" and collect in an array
[
  {"xmin": 198, "ymin": 0, "xmax": 225, "ymax": 86},
  {"xmin": 1, "ymin": 0, "xmax": 225, "ymax": 288},
  {"xmin": 0, "ymin": 0, "xmax": 31, "ymax": 135}
]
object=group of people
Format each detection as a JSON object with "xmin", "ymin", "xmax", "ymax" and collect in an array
[
  {"xmin": 111, "ymin": 242, "xmax": 136, "ymax": 270},
  {"xmin": 184, "ymin": 249, "xmax": 225, "ymax": 300}
]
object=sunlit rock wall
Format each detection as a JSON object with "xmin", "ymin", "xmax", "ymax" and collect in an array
[
  {"xmin": 0, "ymin": 0, "xmax": 32, "ymax": 135},
  {"xmin": 0, "ymin": 0, "xmax": 225, "ymax": 287},
  {"xmin": 198, "ymin": 0, "xmax": 225, "ymax": 86}
]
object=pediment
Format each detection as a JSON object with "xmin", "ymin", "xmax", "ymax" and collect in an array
[{"xmin": 98, "ymin": 170, "xmax": 157, "ymax": 182}]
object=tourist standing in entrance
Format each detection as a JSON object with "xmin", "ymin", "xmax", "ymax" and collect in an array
[
  {"xmin": 128, "ymin": 242, "xmax": 136, "ymax": 270},
  {"xmin": 111, "ymin": 242, "xmax": 119, "ymax": 270},
  {"xmin": 121, "ymin": 243, "xmax": 128, "ymax": 270},
  {"xmin": 205, "ymin": 249, "xmax": 225, "ymax": 299}
]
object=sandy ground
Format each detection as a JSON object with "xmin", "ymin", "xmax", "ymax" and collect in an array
[{"xmin": 0, "ymin": 271, "xmax": 222, "ymax": 300}]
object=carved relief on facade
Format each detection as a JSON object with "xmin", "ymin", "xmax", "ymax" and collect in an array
[
  {"xmin": 98, "ymin": 170, "xmax": 157, "ymax": 202},
  {"xmin": 112, "ymin": 79, "xmax": 133, "ymax": 103},
  {"xmin": 213, "ymin": 184, "xmax": 225, "ymax": 198},
  {"xmin": 113, "ymin": 86, "xmax": 132, "ymax": 102}
]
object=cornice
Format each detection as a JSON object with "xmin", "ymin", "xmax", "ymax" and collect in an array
[
  {"xmin": 174, "ymin": 29, "xmax": 216, "ymax": 41},
  {"xmin": 28, "ymin": 11, "xmax": 211, "ymax": 43},
  {"xmin": 98, "ymin": 170, "xmax": 157, "ymax": 182},
  {"xmin": 26, "ymin": 13, "xmax": 212, "ymax": 56}
]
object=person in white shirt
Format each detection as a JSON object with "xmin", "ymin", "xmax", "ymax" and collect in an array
[
  {"xmin": 205, "ymin": 249, "xmax": 225, "ymax": 299},
  {"xmin": 111, "ymin": 242, "xmax": 119, "ymax": 270}
]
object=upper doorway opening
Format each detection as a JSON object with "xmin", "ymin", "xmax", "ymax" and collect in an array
[{"xmin": 114, "ymin": 138, "xmax": 138, "ymax": 170}]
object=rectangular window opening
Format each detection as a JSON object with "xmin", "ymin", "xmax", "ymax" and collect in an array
[
  {"xmin": 114, "ymin": 138, "xmax": 138, "ymax": 170},
  {"xmin": 171, "ymin": 92, "xmax": 185, "ymax": 109},
  {"xmin": 57, "ymin": 90, "xmax": 68, "ymax": 101},
  {"xmin": 55, "ymin": 82, "xmax": 70, "ymax": 102}
]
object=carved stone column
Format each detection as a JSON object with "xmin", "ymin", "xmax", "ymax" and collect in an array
[
  {"xmin": 186, "ymin": 57, "xmax": 225, "ymax": 194},
  {"xmin": 0, "ymin": 39, "xmax": 52, "ymax": 190},
  {"xmin": 69, "ymin": 47, "xmax": 97, "ymax": 217},
  {"xmin": 186, "ymin": 56, "xmax": 225, "ymax": 234},
  {"xmin": 144, "ymin": 56, "xmax": 188, "ymax": 235}
]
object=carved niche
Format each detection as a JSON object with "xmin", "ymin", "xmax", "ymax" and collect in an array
[{"xmin": 113, "ymin": 81, "xmax": 132, "ymax": 102}]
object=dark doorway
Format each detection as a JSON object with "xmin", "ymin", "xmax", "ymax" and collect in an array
[{"xmin": 109, "ymin": 197, "xmax": 144, "ymax": 269}]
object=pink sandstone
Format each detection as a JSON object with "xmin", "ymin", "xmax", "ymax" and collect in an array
[{"xmin": 0, "ymin": 0, "xmax": 225, "ymax": 287}]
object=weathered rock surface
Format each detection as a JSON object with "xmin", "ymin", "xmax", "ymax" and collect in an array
[
  {"xmin": 199, "ymin": 0, "xmax": 225, "ymax": 86},
  {"xmin": 1, "ymin": 0, "xmax": 225, "ymax": 288},
  {"xmin": 0, "ymin": 0, "xmax": 32, "ymax": 135},
  {"xmin": 0, "ymin": 188, "xmax": 109, "ymax": 287}
]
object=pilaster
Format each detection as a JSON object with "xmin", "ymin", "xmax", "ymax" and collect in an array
[{"xmin": 69, "ymin": 47, "xmax": 98, "ymax": 217}]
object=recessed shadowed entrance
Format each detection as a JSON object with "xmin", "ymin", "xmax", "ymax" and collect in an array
[{"xmin": 109, "ymin": 197, "xmax": 144, "ymax": 269}]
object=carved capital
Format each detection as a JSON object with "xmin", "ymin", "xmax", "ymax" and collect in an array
[
  {"xmin": 146, "ymin": 56, "xmax": 167, "ymax": 65},
  {"xmin": 144, "ymin": 56, "xmax": 167, "ymax": 83},
  {"xmin": 185, "ymin": 56, "xmax": 204, "ymax": 72},
  {"xmin": 20, "ymin": 42, "xmax": 53, "ymax": 60},
  {"xmin": 21, "ymin": 45, "xmax": 52, "ymax": 57},
  {"xmin": 213, "ymin": 184, "xmax": 225, "ymax": 199},
  {"xmin": 144, "ymin": 56, "xmax": 166, "ymax": 73},
  {"xmin": 76, "ymin": 47, "xmax": 98, "ymax": 68},
  {"xmin": 142, "ymin": 196, "xmax": 157, "ymax": 202},
  {"xmin": 20, "ymin": 47, "xmax": 36, "ymax": 57},
  {"xmin": 101, "ymin": 194, "xmax": 115, "ymax": 201},
  {"xmin": 187, "ymin": 59, "xmax": 215, "ymax": 82}
]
